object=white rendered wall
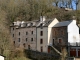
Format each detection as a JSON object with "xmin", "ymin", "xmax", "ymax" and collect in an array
[
  {"xmin": 0, "ymin": 56, "xmax": 4, "ymax": 60},
  {"xmin": 48, "ymin": 18, "xmax": 59, "ymax": 45},
  {"xmin": 37, "ymin": 27, "xmax": 48, "ymax": 52},
  {"xmin": 68, "ymin": 20, "xmax": 79, "ymax": 43}
]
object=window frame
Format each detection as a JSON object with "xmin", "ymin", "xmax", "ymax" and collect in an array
[
  {"xmin": 13, "ymin": 28, "xmax": 14, "ymax": 30},
  {"xmin": 58, "ymin": 38, "xmax": 62, "ymax": 43},
  {"xmin": 41, "ymin": 46, "xmax": 43, "ymax": 52},
  {"xmin": 26, "ymin": 32, "xmax": 28, "ymax": 35},
  {"xmin": 26, "ymin": 38, "xmax": 27, "ymax": 42},
  {"xmin": 52, "ymin": 38, "xmax": 55, "ymax": 45},
  {"xmin": 31, "ymin": 38, "xmax": 33, "ymax": 42},
  {"xmin": 23, "ymin": 43, "xmax": 26, "ymax": 47},
  {"xmin": 18, "ymin": 38, "xmax": 20, "ymax": 42},
  {"xmin": 40, "ymin": 39, "xmax": 43, "ymax": 44},
  {"xmin": 31, "ymin": 31, "xmax": 33, "ymax": 34},
  {"xmin": 13, "ymin": 34, "xmax": 14, "ymax": 37},
  {"xmin": 40, "ymin": 31, "xmax": 43, "ymax": 36},
  {"xmin": 19, "ymin": 32, "xmax": 20, "ymax": 36}
]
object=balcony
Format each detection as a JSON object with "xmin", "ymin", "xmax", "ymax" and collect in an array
[
  {"xmin": 53, "ymin": 42, "xmax": 80, "ymax": 47},
  {"xmin": 68, "ymin": 42, "xmax": 80, "ymax": 47},
  {"xmin": 53, "ymin": 42, "xmax": 68, "ymax": 47}
]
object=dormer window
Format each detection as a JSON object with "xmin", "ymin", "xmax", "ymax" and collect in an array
[
  {"xmin": 40, "ymin": 23, "xmax": 43, "ymax": 26},
  {"xmin": 27, "ymin": 23, "xmax": 30, "ymax": 27},
  {"xmin": 33, "ymin": 22, "xmax": 35, "ymax": 26},
  {"xmin": 40, "ymin": 23, "xmax": 43, "ymax": 29},
  {"xmin": 31, "ymin": 23, "xmax": 33, "ymax": 26},
  {"xmin": 26, "ymin": 24, "xmax": 27, "ymax": 26}
]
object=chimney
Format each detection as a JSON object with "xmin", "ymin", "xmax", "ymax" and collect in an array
[{"xmin": 40, "ymin": 16, "xmax": 46, "ymax": 22}]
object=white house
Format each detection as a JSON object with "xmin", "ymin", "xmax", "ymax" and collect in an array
[
  {"xmin": 36, "ymin": 16, "xmax": 59, "ymax": 53},
  {"xmin": 0, "ymin": 55, "xmax": 4, "ymax": 60},
  {"xmin": 52, "ymin": 20, "xmax": 80, "ymax": 57}
]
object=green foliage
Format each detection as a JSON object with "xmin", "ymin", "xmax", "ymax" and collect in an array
[{"xmin": 0, "ymin": 0, "xmax": 80, "ymax": 60}]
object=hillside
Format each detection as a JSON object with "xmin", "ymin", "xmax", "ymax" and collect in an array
[{"xmin": 0, "ymin": 0, "xmax": 80, "ymax": 60}]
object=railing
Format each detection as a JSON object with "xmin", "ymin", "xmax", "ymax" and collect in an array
[
  {"xmin": 68, "ymin": 42, "xmax": 80, "ymax": 46},
  {"xmin": 66, "ymin": 57, "xmax": 75, "ymax": 60},
  {"xmin": 53, "ymin": 42, "xmax": 68, "ymax": 47},
  {"xmin": 53, "ymin": 42, "xmax": 80, "ymax": 47}
]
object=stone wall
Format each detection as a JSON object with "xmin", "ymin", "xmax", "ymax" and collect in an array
[
  {"xmin": 24, "ymin": 50, "xmax": 60, "ymax": 60},
  {"xmin": 52, "ymin": 26, "xmax": 68, "ymax": 46}
]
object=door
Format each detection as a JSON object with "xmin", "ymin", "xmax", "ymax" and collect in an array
[
  {"xmin": 78, "ymin": 49, "xmax": 80, "ymax": 57},
  {"xmin": 48, "ymin": 46, "xmax": 50, "ymax": 53},
  {"xmin": 70, "ymin": 49, "xmax": 76, "ymax": 57}
]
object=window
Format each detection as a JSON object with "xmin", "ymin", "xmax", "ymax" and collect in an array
[
  {"xmin": 31, "ymin": 38, "xmax": 33, "ymax": 41},
  {"xmin": 18, "ymin": 38, "xmax": 20, "ymax": 42},
  {"xmin": 41, "ymin": 46, "xmax": 43, "ymax": 52},
  {"xmin": 40, "ymin": 31, "xmax": 43, "ymax": 36},
  {"xmin": 13, "ymin": 34, "xmax": 14, "ymax": 37},
  {"xmin": 19, "ymin": 32, "xmax": 20, "ymax": 36},
  {"xmin": 26, "ymin": 38, "xmax": 27, "ymax": 42},
  {"xmin": 31, "ymin": 31, "xmax": 33, "ymax": 34},
  {"xmin": 53, "ymin": 39, "xmax": 54, "ymax": 45},
  {"xmin": 26, "ymin": 24, "xmax": 27, "ymax": 26},
  {"xmin": 26, "ymin": 32, "xmax": 28, "ymax": 35},
  {"xmin": 23, "ymin": 43, "xmax": 25, "ymax": 47},
  {"xmin": 61, "ymin": 30, "xmax": 64, "ymax": 35},
  {"xmin": 28, "ymin": 45, "xmax": 30, "ymax": 49},
  {"xmin": 31, "ymin": 23, "xmax": 33, "ymax": 26},
  {"xmin": 13, "ymin": 41, "xmax": 15, "ymax": 45},
  {"xmin": 59, "ymin": 38, "xmax": 62, "ymax": 43},
  {"xmin": 40, "ymin": 39, "xmax": 43, "ymax": 44},
  {"xmin": 13, "ymin": 28, "xmax": 14, "ymax": 30}
]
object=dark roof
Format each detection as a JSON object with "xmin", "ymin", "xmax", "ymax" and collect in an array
[
  {"xmin": 37, "ymin": 19, "xmax": 54, "ymax": 27},
  {"xmin": 53, "ymin": 20, "xmax": 72, "ymax": 27},
  {"xmin": 10, "ymin": 19, "xmax": 54, "ymax": 28},
  {"xmin": 44, "ymin": 19, "xmax": 53, "ymax": 26}
]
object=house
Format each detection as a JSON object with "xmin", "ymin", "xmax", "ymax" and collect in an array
[
  {"xmin": 77, "ymin": 1, "xmax": 80, "ymax": 10},
  {"xmin": 52, "ymin": 20, "xmax": 80, "ymax": 57},
  {"xmin": 36, "ymin": 16, "xmax": 59, "ymax": 53},
  {"xmin": 10, "ymin": 17, "xmax": 80, "ymax": 60},
  {"xmin": 10, "ymin": 20, "xmax": 38, "ymax": 51},
  {"xmin": 0, "ymin": 55, "xmax": 4, "ymax": 60},
  {"xmin": 10, "ymin": 16, "xmax": 59, "ymax": 52}
]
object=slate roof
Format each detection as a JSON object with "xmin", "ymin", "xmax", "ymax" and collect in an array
[
  {"xmin": 53, "ymin": 20, "xmax": 72, "ymax": 27},
  {"xmin": 37, "ymin": 19, "xmax": 54, "ymax": 27},
  {"xmin": 10, "ymin": 19, "xmax": 54, "ymax": 28},
  {"xmin": 44, "ymin": 19, "xmax": 53, "ymax": 26}
]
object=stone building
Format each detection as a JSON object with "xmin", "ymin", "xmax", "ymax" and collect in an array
[
  {"xmin": 52, "ymin": 20, "xmax": 80, "ymax": 58},
  {"xmin": 10, "ymin": 17, "xmax": 80, "ymax": 60},
  {"xmin": 10, "ymin": 17, "xmax": 59, "ymax": 52},
  {"xmin": 10, "ymin": 20, "xmax": 39, "ymax": 51}
]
